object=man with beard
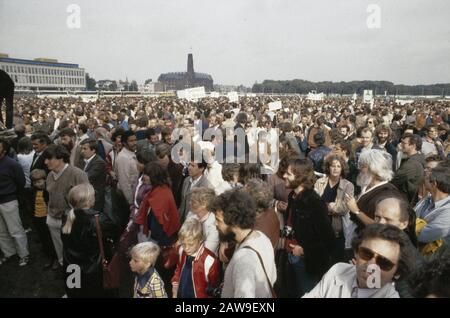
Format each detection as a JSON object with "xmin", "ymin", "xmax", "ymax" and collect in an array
[
  {"xmin": 374, "ymin": 124, "xmax": 397, "ymax": 171},
  {"xmin": 210, "ymin": 189, "xmax": 277, "ymax": 298},
  {"xmin": 282, "ymin": 158, "xmax": 335, "ymax": 297},
  {"xmin": 59, "ymin": 127, "xmax": 83, "ymax": 169},
  {"xmin": 345, "ymin": 149, "xmax": 404, "ymax": 235},
  {"xmin": 115, "ymin": 130, "xmax": 138, "ymax": 207},
  {"xmin": 303, "ymin": 224, "xmax": 415, "ymax": 298},
  {"xmin": 391, "ymin": 134, "xmax": 425, "ymax": 203}
]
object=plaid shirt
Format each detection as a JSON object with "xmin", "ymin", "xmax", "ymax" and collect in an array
[{"xmin": 133, "ymin": 270, "xmax": 168, "ymax": 298}]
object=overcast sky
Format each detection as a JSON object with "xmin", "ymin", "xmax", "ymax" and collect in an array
[{"xmin": 1, "ymin": 0, "xmax": 449, "ymax": 86}]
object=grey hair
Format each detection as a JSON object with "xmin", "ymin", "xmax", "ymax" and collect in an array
[
  {"xmin": 95, "ymin": 127, "xmax": 110, "ymax": 141},
  {"xmin": 359, "ymin": 149, "xmax": 394, "ymax": 182}
]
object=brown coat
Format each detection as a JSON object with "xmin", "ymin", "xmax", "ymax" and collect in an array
[{"xmin": 254, "ymin": 208, "xmax": 280, "ymax": 249}]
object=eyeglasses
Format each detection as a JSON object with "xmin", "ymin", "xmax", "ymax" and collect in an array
[
  {"xmin": 367, "ymin": 121, "xmax": 374, "ymax": 124},
  {"xmin": 357, "ymin": 246, "xmax": 396, "ymax": 271}
]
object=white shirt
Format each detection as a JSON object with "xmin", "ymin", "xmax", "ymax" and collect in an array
[
  {"xmin": 17, "ymin": 151, "xmax": 35, "ymax": 188},
  {"xmin": 134, "ymin": 175, "xmax": 144, "ymax": 209},
  {"xmin": 83, "ymin": 154, "xmax": 96, "ymax": 171},
  {"xmin": 358, "ymin": 181, "xmax": 389, "ymax": 200},
  {"xmin": 205, "ymin": 161, "xmax": 224, "ymax": 192},
  {"xmin": 79, "ymin": 134, "xmax": 89, "ymax": 142},
  {"xmin": 190, "ymin": 175, "xmax": 202, "ymax": 190}
]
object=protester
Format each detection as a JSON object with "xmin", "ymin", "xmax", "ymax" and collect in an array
[
  {"xmin": 303, "ymin": 224, "xmax": 415, "ymax": 298},
  {"xmin": 42, "ymin": 144, "xmax": 88, "ymax": 266},
  {"xmin": 61, "ymin": 184, "xmax": 116, "ymax": 298},
  {"xmin": 210, "ymin": 189, "xmax": 277, "ymax": 298},
  {"xmin": 0, "ymin": 139, "xmax": 29, "ymax": 267}
]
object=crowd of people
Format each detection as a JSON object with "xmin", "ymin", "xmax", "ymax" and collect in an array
[{"xmin": 1, "ymin": 94, "xmax": 450, "ymax": 298}]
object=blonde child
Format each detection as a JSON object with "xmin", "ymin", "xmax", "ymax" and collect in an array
[
  {"xmin": 171, "ymin": 218, "xmax": 220, "ymax": 298},
  {"xmin": 129, "ymin": 242, "xmax": 167, "ymax": 298},
  {"xmin": 30, "ymin": 169, "xmax": 56, "ymax": 269}
]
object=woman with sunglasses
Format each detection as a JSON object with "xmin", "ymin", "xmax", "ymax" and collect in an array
[{"xmin": 303, "ymin": 223, "xmax": 415, "ymax": 298}]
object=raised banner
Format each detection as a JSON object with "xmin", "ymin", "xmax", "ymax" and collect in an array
[
  {"xmin": 227, "ymin": 91, "xmax": 239, "ymax": 102},
  {"xmin": 268, "ymin": 101, "xmax": 282, "ymax": 111},
  {"xmin": 363, "ymin": 90, "xmax": 374, "ymax": 103},
  {"xmin": 306, "ymin": 92, "xmax": 324, "ymax": 101},
  {"xmin": 177, "ymin": 86, "xmax": 206, "ymax": 101}
]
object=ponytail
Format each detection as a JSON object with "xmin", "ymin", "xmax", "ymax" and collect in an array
[{"xmin": 62, "ymin": 208, "xmax": 76, "ymax": 234}]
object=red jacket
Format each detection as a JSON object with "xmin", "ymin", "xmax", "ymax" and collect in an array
[
  {"xmin": 171, "ymin": 244, "xmax": 220, "ymax": 298},
  {"xmin": 136, "ymin": 185, "xmax": 180, "ymax": 237}
]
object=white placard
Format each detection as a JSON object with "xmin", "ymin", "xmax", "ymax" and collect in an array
[
  {"xmin": 210, "ymin": 92, "xmax": 220, "ymax": 98},
  {"xmin": 186, "ymin": 86, "xmax": 206, "ymax": 100},
  {"xmin": 177, "ymin": 86, "xmax": 206, "ymax": 101},
  {"xmin": 268, "ymin": 101, "xmax": 282, "ymax": 111},
  {"xmin": 395, "ymin": 99, "xmax": 414, "ymax": 106},
  {"xmin": 227, "ymin": 91, "xmax": 239, "ymax": 103},
  {"xmin": 177, "ymin": 89, "xmax": 187, "ymax": 99},
  {"xmin": 352, "ymin": 93, "xmax": 357, "ymax": 101},
  {"xmin": 363, "ymin": 90, "xmax": 373, "ymax": 103},
  {"xmin": 306, "ymin": 92, "xmax": 324, "ymax": 101}
]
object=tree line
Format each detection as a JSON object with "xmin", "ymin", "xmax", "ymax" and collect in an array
[{"xmin": 252, "ymin": 79, "xmax": 450, "ymax": 96}]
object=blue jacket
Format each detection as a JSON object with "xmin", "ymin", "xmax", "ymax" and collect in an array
[{"xmin": 0, "ymin": 155, "xmax": 25, "ymax": 204}]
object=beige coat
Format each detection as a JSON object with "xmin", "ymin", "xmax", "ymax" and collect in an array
[{"xmin": 314, "ymin": 177, "xmax": 354, "ymax": 235}]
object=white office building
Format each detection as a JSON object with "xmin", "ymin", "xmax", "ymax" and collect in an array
[{"xmin": 0, "ymin": 54, "xmax": 86, "ymax": 91}]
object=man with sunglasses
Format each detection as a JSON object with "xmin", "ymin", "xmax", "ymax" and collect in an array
[{"xmin": 303, "ymin": 224, "xmax": 415, "ymax": 298}]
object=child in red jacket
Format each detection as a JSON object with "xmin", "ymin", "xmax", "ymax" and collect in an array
[{"xmin": 172, "ymin": 218, "xmax": 221, "ymax": 298}]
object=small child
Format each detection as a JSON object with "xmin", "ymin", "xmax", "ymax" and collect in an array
[
  {"xmin": 129, "ymin": 242, "xmax": 168, "ymax": 298},
  {"xmin": 171, "ymin": 218, "xmax": 221, "ymax": 298},
  {"xmin": 30, "ymin": 169, "xmax": 56, "ymax": 269}
]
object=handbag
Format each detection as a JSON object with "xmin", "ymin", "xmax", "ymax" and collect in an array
[{"xmin": 94, "ymin": 214, "xmax": 121, "ymax": 290}]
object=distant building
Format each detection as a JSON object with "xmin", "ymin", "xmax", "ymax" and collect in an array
[
  {"xmin": 214, "ymin": 84, "xmax": 251, "ymax": 93},
  {"xmin": 214, "ymin": 84, "xmax": 238, "ymax": 93},
  {"xmin": 0, "ymin": 54, "xmax": 86, "ymax": 91},
  {"xmin": 140, "ymin": 81, "xmax": 164, "ymax": 93},
  {"xmin": 96, "ymin": 80, "xmax": 117, "ymax": 91},
  {"xmin": 158, "ymin": 54, "xmax": 213, "ymax": 91}
]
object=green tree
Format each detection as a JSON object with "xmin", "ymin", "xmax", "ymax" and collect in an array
[
  {"xmin": 130, "ymin": 80, "xmax": 138, "ymax": 91},
  {"xmin": 109, "ymin": 81, "xmax": 118, "ymax": 91},
  {"xmin": 85, "ymin": 73, "xmax": 96, "ymax": 90}
]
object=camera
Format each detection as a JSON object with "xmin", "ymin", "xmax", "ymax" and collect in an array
[
  {"xmin": 281, "ymin": 225, "xmax": 295, "ymax": 239},
  {"xmin": 206, "ymin": 286, "xmax": 222, "ymax": 298}
]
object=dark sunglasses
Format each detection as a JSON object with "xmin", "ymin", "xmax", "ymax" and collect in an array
[{"xmin": 357, "ymin": 246, "xmax": 396, "ymax": 271}]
